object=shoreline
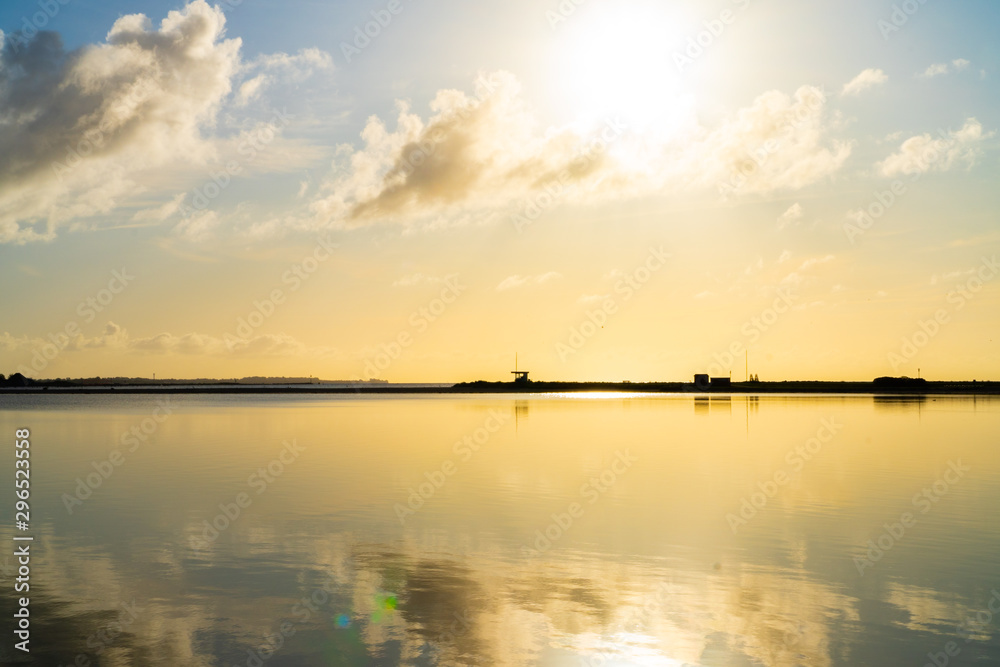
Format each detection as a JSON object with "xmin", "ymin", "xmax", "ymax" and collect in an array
[{"xmin": 1, "ymin": 381, "xmax": 998, "ymax": 395}]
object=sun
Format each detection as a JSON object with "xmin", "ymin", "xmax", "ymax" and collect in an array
[{"xmin": 548, "ymin": 2, "xmax": 690, "ymax": 132}]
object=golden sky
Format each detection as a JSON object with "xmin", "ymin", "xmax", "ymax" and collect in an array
[{"xmin": 0, "ymin": 0, "xmax": 997, "ymax": 381}]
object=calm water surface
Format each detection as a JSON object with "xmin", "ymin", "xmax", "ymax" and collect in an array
[{"xmin": 1, "ymin": 394, "xmax": 998, "ymax": 666}]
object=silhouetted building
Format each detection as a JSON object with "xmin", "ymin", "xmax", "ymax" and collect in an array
[
  {"xmin": 710, "ymin": 377, "xmax": 731, "ymax": 390},
  {"xmin": 694, "ymin": 374, "xmax": 710, "ymax": 390},
  {"xmin": 511, "ymin": 371, "xmax": 530, "ymax": 384}
]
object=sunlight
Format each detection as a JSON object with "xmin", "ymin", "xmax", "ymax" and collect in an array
[{"xmin": 549, "ymin": 2, "xmax": 688, "ymax": 132}]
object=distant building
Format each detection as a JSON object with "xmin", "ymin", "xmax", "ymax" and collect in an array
[
  {"xmin": 694, "ymin": 374, "xmax": 710, "ymax": 390},
  {"xmin": 511, "ymin": 371, "xmax": 530, "ymax": 384},
  {"xmin": 710, "ymin": 377, "xmax": 731, "ymax": 390}
]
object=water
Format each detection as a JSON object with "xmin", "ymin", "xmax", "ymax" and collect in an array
[{"xmin": 1, "ymin": 393, "xmax": 998, "ymax": 666}]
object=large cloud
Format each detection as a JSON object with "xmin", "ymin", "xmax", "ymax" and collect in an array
[
  {"xmin": 0, "ymin": 1, "xmax": 241, "ymax": 243},
  {"xmin": 1, "ymin": 7, "xmax": 853, "ymax": 242},
  {"xmin": 301, "ymin": 71, "xmax": 624, "ymax": 229},
  {"xmin": 693, "ymin": 86, "xmax": 852, "ymax": 198},
  {"xmin": 298, "ymin": 76, "xmax": 851, "ymax": 231},
  {"xmin": 0, "ymin": 2, "xmax": 331, "ymax": 245}
]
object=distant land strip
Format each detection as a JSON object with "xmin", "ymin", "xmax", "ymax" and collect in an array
[{"xmin": 1, "ymin": 379, "xmax": 998, "ymax": 395}]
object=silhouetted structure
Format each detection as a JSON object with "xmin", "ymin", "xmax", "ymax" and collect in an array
[
  {"xmin": 873, "ymin": 376, "xmax": 928, "ymax": 389},
  {"xmin": 511, "ymin": 354, "xmax": 530, "ymax": 384},
  {"xmin": 710, "ymin": 377, "xmax": 732, "ymax": 390},
  {"xmin": 694, "ymin": 374, "xmax": 710, "ymax": 390}
]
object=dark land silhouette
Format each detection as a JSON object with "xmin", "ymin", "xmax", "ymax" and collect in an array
[{"xmin": 1, "ymin": 374, "xmax": 997, "ymax": 394}]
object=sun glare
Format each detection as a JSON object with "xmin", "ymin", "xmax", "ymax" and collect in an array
[{"xmin": 549, "ymin": 3, "xmax": 688, "ymax": 131}]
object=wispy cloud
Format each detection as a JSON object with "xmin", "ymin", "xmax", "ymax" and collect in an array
[
  {"xmin": 920, "ymin": 59, "xmax": 971, "ymax": 78},
  {"xmin": 877, "ymin": 119, "xmax": 994, "ymax": 177},
  {"xmin": 841, "ymin": 68, "xmax": 888, "ymax": 96},
  {"xmin": 777, "ymin": 203, "xmax": 803, "ymax": 230},
  {"xmin": 496, "ymin": 272, "xmax": 562, "ymax": 291},
  {"xmin": 393, "ymin": 273, "xmax": 443, "ymax": 287}
]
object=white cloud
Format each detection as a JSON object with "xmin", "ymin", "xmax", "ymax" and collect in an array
[
  {"xmin": 496, "ymin": 272, "xmax": 562, "ymax": 291},
  {"xmin": 392, "ymin": 273, "xmax": 443, "ymax": 287},
  {"xmin": 296, "ymin": 76, "xmax": 851, "ymax": 233},
  {"xmin": 921, "ymin": 63, "xmax": 950, "ymax": 78},
  {"xmin": 780, "ymin": 254, "xmax": 834, "ymax": 288},
  {"xmin": 172, "ymin": 210, "xmax": 219, "ymax": 243},
  {"xmin": 577, "ymin": 294, "xmax": 610, "ymax": 304},
  {"xmin": 132, "ymin": 193, "xmax": 187, "ymax": 222},
  {"xmin": 799, "ymin": 254, "xmax": 835, "ymax": 271},
  {"xmin": 0, "ymin": 2, "xmax": 242, "ymax": 243},
  {"xmin": 702, "ymin": 86, "xmax": 853, "ymax": 198},
  {"xmin": 0, "ymin": 2, "xmax": 332, "ymax": 244},
  {"xmin": 876, "ymin": 118, "xmax": 994, "ymax": 177},
  {"xmin": 777, "ymin": 203, "xmax": 803, "ymax": 230},
  {"xmin": 236, "ymin": 47, "xmax": 333, "ymax": 106},
  {"xmin": 841, "ymin": 68, "xmax": 888, "ymax": 96},
  {"xmin": 0, "ymin": 322, "xmax": 332, "ymax": 367},
  {"xmin": 920, "ymin": 59, "xmax": 970, "ymax": 78}
]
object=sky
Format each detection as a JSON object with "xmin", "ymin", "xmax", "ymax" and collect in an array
[{"xmin": 0, "ymin": 0, "xmax": 998, "ymax": 382}]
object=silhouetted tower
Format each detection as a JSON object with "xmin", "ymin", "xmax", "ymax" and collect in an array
[{"xmin": 511, "ymin": 354, "xmax": 529, "ymax": 384}]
